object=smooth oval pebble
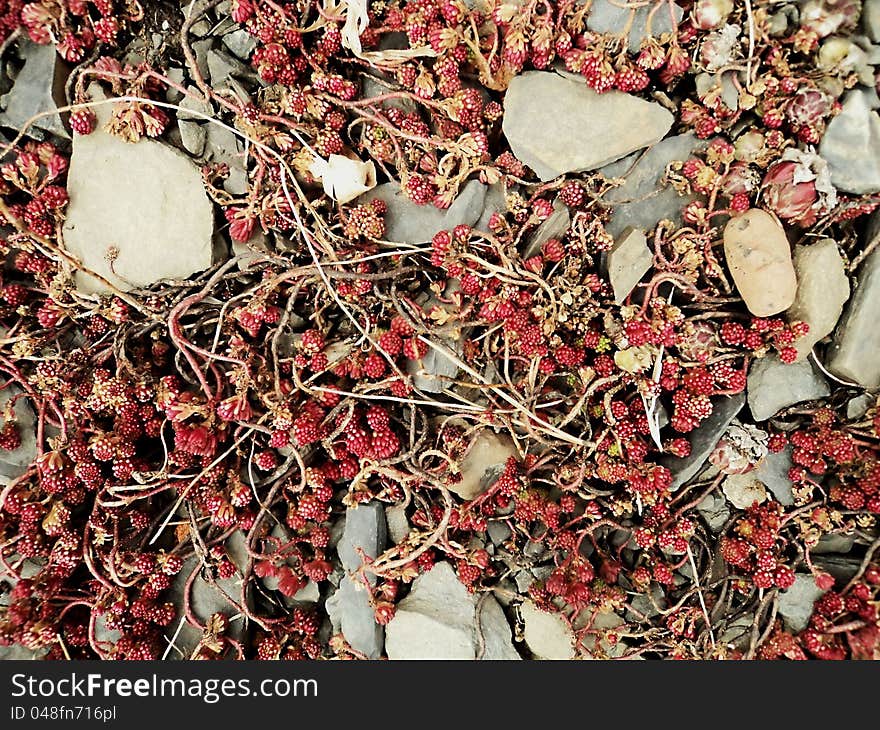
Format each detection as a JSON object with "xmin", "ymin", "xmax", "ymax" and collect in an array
[{"xmin": 723, "ymin": 209, "xmax": 797, "ymax": 317}]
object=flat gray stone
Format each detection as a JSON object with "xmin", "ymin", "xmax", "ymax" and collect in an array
[
  {"xmin": 601, "ymin": 133, "xmax": 705, "ymax": 238},
  {"xmin": 0, "ymin": 39, "xmax": 68, "ymax": 139},
  {"xmin": 819, "ymin": 90, "xmax": 880, "ymax": 194},
  {"xmin": 697, "ymin": 491, "xmax": 730, "ymax": 532},
  {"xmin": 778, "ymin": 574, "xmax": 826, "ymax": 633},
  {"xmin": 326, "ymin": 575, "xmax": 384, "ymax": 659},
  {"xmin": 63, "ymin": 87, "xmax": 214, "ymax": 294},
  {"xmin": 502, "ymin": 71, "xmax": 673, "ymax": 181},
  {"xmin": 178, "ymin": 119, "xmax": 206, "ymax": 156},
  {"xmin": 359, "ymin": 180, "xmax": 487, "ymax": 243},
  {"xmin": 747, "ymin": 355, "xmax": 830, "ymax": 421},
  {"xmin": 385, "ymin": 504, "xmax": 410, "ymax": 544},
  {"xmin": 663, "ymin": 393, "xmax": 746, "ymax": 488},
  {"xmin": 786, "ymin": 239, "xmax": 850, "ymax": 360},
  {"xmin": 520, "ymin": 600, "xmax": 575, "ymax": 659},
  {"xmin": 607, "ymin": 227, "xmax": 653, "ymax": 304},
  {"xmin": 177, "ymin": 87, "xmax": 214, "ymax": 121},
  {"xmin": 847, "ymin": 393, "xmax": 874, "ymax": 419},
  {"xmin": 477, "ymin": 595, "xmax": 521, "ymax": 660},
  {"xmin": 385, "ymin": 562, "xmax": 477, "ymax": 659},
  {"xmin": 752, "ymin": 447, "xmax": 795, "ymax": 506},
  {"xmin": 812, "ymin": 533, "xmax": 855, "ymax": 554},
  {"xmin": 0, "ymin": 386, "xmax": 37, "ymax": 481},
  {"xmin": 587, "ymin": 0, "xmax": 684, "ymax": 53},
  {"xmin": 522, "ymin": 201, "xmax": 569, "ymax": 259},
  {"xmin": 204, "ymin": 123, "xmax": 248, "ymax": 195},
  {"xmin": 338, "ymin": 502, "xmax": 386, "ymax": 574},
  {"xmin": 222, "ymin": 29, "xmax": 258, "ymax": 59},
  {"xmin": 827, "ymin": 247, "xmax": 880, "ymax": 387}
]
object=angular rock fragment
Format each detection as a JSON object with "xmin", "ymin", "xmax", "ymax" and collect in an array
[
  {"xmin": 723, "ymin": 209, "xmax": 797, "ymax": 317},
  {"xmin": 358, "ymin": 180, "xmax": 487, "ymax": 243},
  {"xmin": 819, "ymin": 90, "xmax": 880, "ymax": 194},
  {"xmin": 607, "ymin": 227, "xmax": 653, "ymax": 304},
  {"xmin": 520, "ymin": 600, "xmax": 575, "ymax": 660},
  {"xmin": 786, "ymin": 239, "xmax": 850, "ymax": 360},
  {"xmin": 502, "ymin": 72, "xmax": 673, "ymax": 181},
  {"xmin": 587, "ymin": 0, "xmax": 684, "ymax": 53},
  {"xmin": 0, "ymin": 39, "xmax": 68, "ymax": 139},
  {"xmin": 63, "ymin": 90, "xmax": 215, "ymax": 294},
  {"xmin": 522, "ymin": 200, "xmax": 570, "ymax": 259},
  {"xmin": 747, "ymin": 355, "xmax": 830, "ymax": 422},
  {"xmin": 778, "ymin": 574, "xmax": 826, "ymax": 633},
  {"xmin": 600, "ymin": 133, "xmax": 705, "ymax": 238},
  {"xmin": 827, "ymin": 248, "xmax": 880, "ymax": 387},
  {"xmin": 385, "ymin": 562, "xmax": 519, "ymax": 659},
  {"xmin": 338, "ymin": 502, "xmax": 387, "ymax": 574},
  {"xmin": 165, "ymin": 531, "xmax": 250, "ymax": 659},
  {"xmin": 752, "ymin": 447, "xmax": 795, "ymax": 506},
  {"xmin": 326, "ymin": 575, "xmax": 383, "ymax": 659},
  {"xmin": 697, "ymin": 492, "xmax": 730, "ymax": 532},
  {"xmin": 330, "ymin": 502, "xmax": 387, "ymax": 658},
  {"xmin": 453, "ymin": 430, "xmax": 516, "ymax": 500}
]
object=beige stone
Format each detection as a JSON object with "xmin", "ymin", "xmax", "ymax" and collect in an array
[
  {"xmin": 723, "ymin": 209, "xmax": 797, "ymax": 317},
  {"xmin": 63, "ymin": 87, "xmax": 215, "ymax": 294},
  {"xmin": 452, "ymin": 430, "xmax": 516, "ymax": 500},
  {"xmin": 786, "ymin": 239, "xmax": 850, "ymax": 360}
]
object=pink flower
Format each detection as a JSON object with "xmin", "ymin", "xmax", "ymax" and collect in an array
[{"xmin": 761, "ymin": 161, "xmax": 819, "ymax": 225}]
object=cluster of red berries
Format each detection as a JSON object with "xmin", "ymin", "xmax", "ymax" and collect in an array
[
  {"xmin": 720, "ymin": 502, "xmax": 795, "ymax": 590},
  {"xmin": 21, "ymin": 0, "xmax": 136, "ymax": 61}
]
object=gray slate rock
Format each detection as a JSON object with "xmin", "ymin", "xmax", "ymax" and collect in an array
[
  {"xmin": 607, "ymin": 227, "xmax": 653, "ymax": 304},
  {"xmin": 778, "ymin": 574, "xmax": 826, "ymax": 633},
  {"xmin": 63, "ymin": 86, "xmax": 215, "ymax": 294},
  {"xmin": 600, "ymin": 133, "xmax": 704, "ymax": 238},
  {"xmin": 177, "ymin": 87, "xmax": 214, "ymax": 120},
  {"xmin": 502, "ymin": 71, "xmax": 673, "ymax": 181},
  {"xmin": 747, "ymin": 355, "xmax": 830, "ymax": 421},
  {"xmin": 812, "ymin": 533, "xmax": 855, "ymax": 554},
  {"xmin": 222, "ymin": 29, "xmax": 258, "ymax": 59},
  {"xmin": 359, "ymin": 180, "xmax": 487, "ymax": 243},
  {"xmin": 663, "ymin": 393, "xmax": 746, "ymax": 488},
  {"xmin": 827, "ymin": 247, "xmax": 880, "ymax": 387},
  {"xmin": 819, "ymin": 90, "xmax": 880, "ymax": 193},
  {"xmin": 383, "ymin": 562, "xmax": 521, "ymax": 660},
  {"xmin": 165, "ymin": 531, "xmax": 249, "ymax": 659},
  {"xmin": 520, "ymin": 600, "xmax": 575, "ymax": 659},
  {"xmin": 587, "ymin": 0, "xmax": 684, "ymax": 53},
  {"xmin": 331, "ymin": 502, "xmax": 387, "ymax": 657},
  {"xmin": 752, "ymin": 446, "xmax": 795, "ymax": 506},
  {"xmin": 847, "ymin": 393, "xmax": 874, "ymax": 419},
  {"xmin": 477, "ymin": 595, "xmax": 521, "ymax": 660},
  {"xmin": 326, "ymin": 575, "xmax": 384, "ymax": 659},
  {"xmin": 0, "ymin": 39, "xmax": 68, "ymax": 139},
  {"xmin": 0, "ymin": 386, "xmax": 37, "ymax": 481},
  {"xmin": 522, "ymin": 200, "xmax": 569, "ymax": 259},
  {"xmin": 697, "ymin": 491, "xmax": 730, "ymax": 532},
  {"xmin": 384, "ymin": 504, "xmax": 410, "ymax": 544},
  {"xmin": 786, "ymin": 239, "xmax": 850, "ymax": 361},
  {"xmin": 338, "ymin": 502, "xmax": 386, "ymax": 574},
  {"xmin": 178, "ymin": 119, "xmax": 206, "ymax": 156},
  {"xmin": 204, "ymin": 123, "xmax": 248, "ymax": 195}
]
